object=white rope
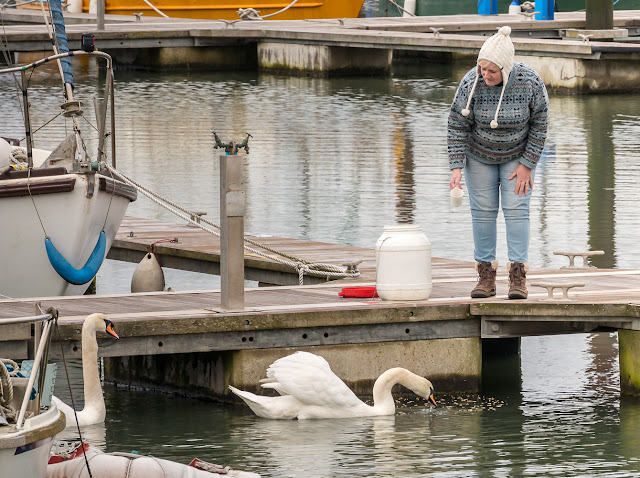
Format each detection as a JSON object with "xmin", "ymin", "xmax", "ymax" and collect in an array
[
  {"xmin": 0, "ymin": 359, "xmax": 18, "ymax": 423},
  {"xmin": 142, "ymin": 0, "xmax": 169, "ymax": 18},
  {"xmin": 0, "ymin": 360, "xmax": 15, "ymax": 405},
  {"xmin": 104, "ymin": 164, "xmax": 360, "ymax": 283},
  {"xmin": 237, "ymin": 0, "xmax": 299, "ymax": 20}
]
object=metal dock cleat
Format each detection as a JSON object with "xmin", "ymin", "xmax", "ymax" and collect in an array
[
  {"xmin": 553, "ymin": 250, "xmax": 604, "ymax": 269},
  {"xmin": 531, "ymin": 282, "xmax": 585, "ymax": 301}
]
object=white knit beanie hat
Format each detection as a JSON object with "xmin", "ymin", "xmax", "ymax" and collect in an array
[{"xmin": 461, "ymin": 26, "xmax": 515, "ymax": 129}]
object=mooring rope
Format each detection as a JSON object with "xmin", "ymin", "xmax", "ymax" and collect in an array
[
  {"xmin": 237, "ymin": 0, "xmax": 299, "ymax": 20},
  {"xmin": 0, "ymin": 359, "xmax": 19, "ymax": 424},
  {"xmin": 104, "ymin": 164, "xmax": 361, "ymax": 284}
]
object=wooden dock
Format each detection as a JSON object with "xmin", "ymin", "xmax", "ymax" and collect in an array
[
  {"xmin": 3, "ymin": 10, "xmax": 640, "ymax": 90},
  {"xmin": 107, "ymin": 217, "xmax": 379, "ymax": 286},
  {"xmin": 1, "ymin": 215, "xmax": 639, "ymax": 359},
  {"xmin": 3, "ymin": 11, "xmax": 640, "ymax": 61},
  {"xmin": 2, "ymin": 215, "xmax": 640, "ymax": 396}
]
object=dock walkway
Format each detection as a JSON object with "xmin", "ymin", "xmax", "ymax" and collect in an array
[
  {"xmin": 3, "ymin": 10, "xmax": 640, "ymax": 90},
  {"xmin": 107, "ymin": 217, "xmax": 379, "ymax": 286},
  {"xmin": 2, "ymin": 216, "xmax": 639, "ymax": 361},
  {"xmin": 3, "ymin": 11, "xmax": 640, "ymax": 59}
]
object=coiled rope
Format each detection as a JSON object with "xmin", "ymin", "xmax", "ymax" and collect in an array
[
  {"xmin": 104, "ymin": 164, "xmax": 360, "ymax": 285},
  {"xmin": 0, "ymin": 359, "xmax": 19, "ymax": 423}
]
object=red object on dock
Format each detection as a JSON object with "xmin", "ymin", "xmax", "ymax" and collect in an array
[{"xmin": 338, "ymin": 286, "xmax": 378, "ymax": 298}]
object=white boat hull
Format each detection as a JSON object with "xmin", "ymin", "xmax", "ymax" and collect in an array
[
  {"xmin": 0, "ymin": 403, "xmax": 65, "ymax": 478},
  {"xmin": 0, "ymin": 171, "xmax": 134, "ymax": 298}
]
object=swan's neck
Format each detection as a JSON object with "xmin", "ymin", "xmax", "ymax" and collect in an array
[
  {"xmin": 81, "ymin": 327, "xmax": 103, "ymax": 411},
  {"xmin": 371, "ymin": 368, "xmax": 421, "ymax": 412}
]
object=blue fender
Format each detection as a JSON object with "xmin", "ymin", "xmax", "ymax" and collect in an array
[{"xmin": 45, "ymin": 230, "xmax": 106, "ymax": 285}]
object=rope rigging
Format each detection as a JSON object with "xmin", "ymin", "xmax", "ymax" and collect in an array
[{"xmin": 103, "ymin": 164, "xmax": 361, "ymax": 285}]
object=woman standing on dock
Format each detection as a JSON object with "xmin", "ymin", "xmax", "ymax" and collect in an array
[{"xmin": 447, "ymin": 26, "xmax": 549, "ymax": 300}]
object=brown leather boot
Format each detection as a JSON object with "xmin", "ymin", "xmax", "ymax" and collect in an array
[
  {"xmin": 508, "ymin": 261, "xmax": 529, "ymax": 299},
  {"xmin": 471, "ymin": 261, "xmax": 497, "ymax": 298}
]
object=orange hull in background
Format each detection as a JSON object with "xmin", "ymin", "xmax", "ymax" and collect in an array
[{"xmin": 81, "ymin": 0, "xmax": 365, "ymax": 20}]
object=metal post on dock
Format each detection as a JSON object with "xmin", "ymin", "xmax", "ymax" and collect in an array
[
  {"xmin": 477, "ymin": 0, "xmax": 497, "ymax": 15},
  {"xmin": 97, "ymin": 0, "xmax": 105, "ymax": 30},
  {"xmin": 586, "ymin": 0, "xmax": 613, "ymax": 31},
  {"xmin": 535, "ymin": 0, "xmax": 555, "ymax": 21},
  {"xmin": 219, "ymin": 153, "xmax": 246, "ymax": 311}
]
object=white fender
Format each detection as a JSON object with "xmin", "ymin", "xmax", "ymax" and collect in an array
[
  {"xmin": 0, "ymin": 138, "xmax": 11, "ymax": 171},
  {"xmin": 131, "ymin": 252, "xmax": 165, "ymax": 293}
]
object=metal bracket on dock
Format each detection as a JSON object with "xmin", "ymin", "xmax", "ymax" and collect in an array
[
  {"xmin": 429, "ymin": 27, "xmax": 443, "ymax": 37},
  {"xmin": 531, "ymin": 282, "xmax": 585, "ymax": 301},
  {"xmin": 342, "ymin": 259, "xmax": 363, "ymax": 274},
  {"xmin": 519, "ymin": 11, "xmax": 539, "ymax": 21},
  {"xmin": 186, "ymin": 210, "xmax": 207, "ymax": 227},
  {"xmin": 553, "ymin": 250, "xmax": 604, "ymax": 269}
]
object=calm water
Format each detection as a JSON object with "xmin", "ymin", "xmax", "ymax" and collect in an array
[{"xmin": 4, "ymin": 54, "xmax": 640, "ymax": 476}]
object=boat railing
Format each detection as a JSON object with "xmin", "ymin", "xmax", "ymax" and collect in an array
[
  {"xmin": 0, "ymin": 305, "xmax": 58, "ymax": 430},
  {"xmin": 0, "ymin": 50, "xmax": 112, "ymax": 77},
  {"xmin": 0, "ymin": 50, "xmax": 117, "ymax": 169}
]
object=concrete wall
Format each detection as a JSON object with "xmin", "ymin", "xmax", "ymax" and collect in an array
[
  {"xmin": 519, "ymin": 54, "xmax": 640, "ymax": 92},
  {"xmin": 71, "ymin": 43, "xmax": 640, "ymax": 93},
  {"xmin": 105, "ymin": 337, "xmax": 481, "ymax": 401},
  {"xmin": 104, "ymin": 46, "xmax": 257, "ymax": 70},
  {"xmin": 258, "ymin": 42, "xmax": 392, "ymax": 76}
]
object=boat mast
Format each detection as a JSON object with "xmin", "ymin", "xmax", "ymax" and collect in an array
[
  {"xmin": 48, "ymin": 0, "xmax": 86, "ymax": 163},
  {"xmin": 19, "ymin": 70, "xmax": 34, "ymax": 169}
]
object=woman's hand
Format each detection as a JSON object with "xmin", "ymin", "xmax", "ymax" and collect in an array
[
  {"xmin": 450, "ymin": 168, "xmax": 462, "ymax": 190},
  {"xmin": 509, "ymin": 163, "xmax": 533, "ymax": 196}
]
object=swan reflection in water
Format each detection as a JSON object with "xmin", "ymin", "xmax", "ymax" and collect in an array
[
  {"xmin": 227, "ymin": 411, "xmax": 442, "ymax": 477},
  {"xmin": 53, "ymin": 422, "xmax": 107, "ymax": 453}
]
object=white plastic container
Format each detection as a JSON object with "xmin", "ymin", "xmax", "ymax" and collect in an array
[
  {"xmin": 67, "ymin": 0, "xmax": 82, "ymax": 13},
  {"xmin": 450, "ymin": 187, "xmax": 464, "ymax": 207},
  {"xmin": 375, "ymin": 224, "xmax": 432, "ymax": 301},
  {"xmin": 508, "ymin": 0, "xmax": 521, "ymax": 14}
]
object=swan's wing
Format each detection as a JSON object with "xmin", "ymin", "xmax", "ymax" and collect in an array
[
  {"xmin": 259, "ymin": 375, "xmax": 291, "ymax": 396},
  {"xmin": 261, "ymin": 351, "xmax": 363, "ymax": 408},
  {"xmin": 229, "ymin": 385, "xmax": 300, "ymax": 419}
]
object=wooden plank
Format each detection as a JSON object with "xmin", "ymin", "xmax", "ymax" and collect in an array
[
  {"xmin": 3, "ymin": 215, "xmax": 640, "ymax": 358},
  {"xmin": 4, "ymin": 11, "xmax": 639, "ymax": 58}
]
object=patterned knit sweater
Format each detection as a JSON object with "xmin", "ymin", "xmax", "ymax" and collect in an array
[{"xmin": 447, "ymin": 62, "xmax": 549, "ymax": 170}]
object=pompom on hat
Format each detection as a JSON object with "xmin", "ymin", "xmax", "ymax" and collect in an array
[{"xmin": 461, "ymin": 26, "xmax": 515, "ymax": 129}]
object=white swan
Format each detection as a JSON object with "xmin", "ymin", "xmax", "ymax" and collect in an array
[
  {"xmin": 52, "ymin": 313, "xmax": 119, "ymax": 427},
  {"xmin": 228, "ymin": 351, "xmax": 437, "ymax": 419}
]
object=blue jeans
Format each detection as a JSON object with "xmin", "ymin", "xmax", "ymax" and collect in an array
[{"xmin": 464, "ymin": 157, "xmax": 535, "ymax": 263}]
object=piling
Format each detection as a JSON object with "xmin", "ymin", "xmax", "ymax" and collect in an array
[
  {"xmin": 619, "ymin": 329, "xmax": 640, "ymax": 396},
  {"xmin": 219, "ymin": 153, "xmax": 245, "ymax": 311},
  {"xmin": 586, "ymin": 0, "xmax": 613, "ymax": 30}
]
